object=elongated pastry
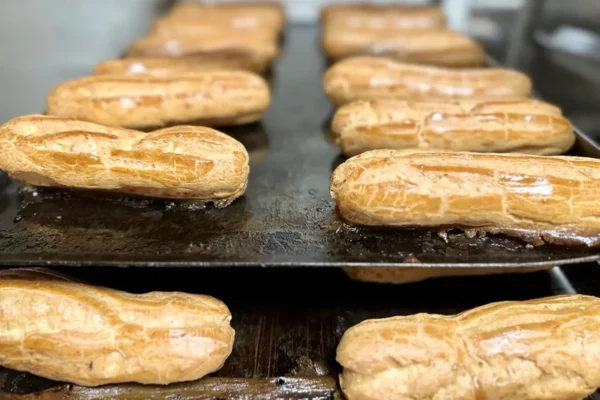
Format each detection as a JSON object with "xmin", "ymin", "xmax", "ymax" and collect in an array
[
  {"xmin": 337, "ymin": 295, "xmax": 600, "ymax": 400},
  {"xmin": 331, "ymin": 98, "xmax": 574, "ymax": 156},
  {"xmin": 323, "ymin": 57, "xmax": 532, "ymax": 105},
  {"xmin": 126, "ymin": 33, "xmax": 278, "ymax": 72},
  {"xmin": 0, "ymin": 267, "xmax": 235, "ymax": 386},
  {"xmin": 164, "ymin": 1, "xmax": 285, "ymax": 34},
  {"xmin": 0, "ymin": 115, "xmax": 249, "ymax": 202},
  {"xmin": 330, "ymin": 149, "xmax": 600, "ymax": 246},
  {"xmin": 323, "ymin": 28, "xmax": 484, "ymax": 67},
  {"xmin": 321, "ymin": 4, "xmax": 446, "ymax": 30},
  {"xmin": 343, "ymin": 266, "xmax": 551, "ymax": 284},
  {"xmin": 94, "ymin": 56, "xmax": 269, "ymax": 76},
  {"xmin": 150, "ymin": 20, "xmax": 279, "ymax": 41},
  {"xmin": 46, "ymin": 71, "xmax": 270, "ymax": 129}
]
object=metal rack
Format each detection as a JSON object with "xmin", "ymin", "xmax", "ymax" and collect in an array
[{"xmin": 1, "ymin": 22, "xmax": 600, "ymax": 398}]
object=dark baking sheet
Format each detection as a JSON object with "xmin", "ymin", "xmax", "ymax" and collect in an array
[
  {"xmin": 1, "ymin": 265, "xmax": 600, "ymax": 399},
  {"xmin": 0, "ymin": 25, "xmax": 599, "ymax": 268}
]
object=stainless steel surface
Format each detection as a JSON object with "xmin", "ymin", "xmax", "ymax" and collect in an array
[{"xmin": 0, "ymin": 25, "xmax": 599, "ymax": 268}]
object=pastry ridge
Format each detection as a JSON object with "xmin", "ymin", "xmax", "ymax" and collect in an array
[
  {"xmin": 0, "ymin": 267, "xmax": 235, "ymax": 386},
  {"xmin": 323, "ymin": 28, "xmax": 484, "ymax": 67},
  {"xmin": 94, "ymin": 57, "xmax": 269, "ymax": 76},
  {"xmin": 126, "ymin": 32, "xmax": 278, "ymax": 65},
  {"xmin": 323, "ymin": 56, "xmax": 532, "ymax": 105},
  {"xmin": 331, "ymin": 98, "xmax": 574, "ymax": 156},
  {"xmin": 163, "ymin": 1, "xmax": 285, "ymax": 35},
  {"xmin": 321, "ymin": 4, "xmax": 446, "ymax": 30},
  {"xmin": 0, "ymin": 114, "xmax": 249, "ymax": 201},
  {"xmin": 330, "ymin": 149, "xmax": 600, "ymax": 246},
  {"xmin": 337, "ymin": 294, "xmax": 600, "ymax": 400},
  {"xmin": 46, "ymin": 71, "xmax": 271, "ymax": 128}
]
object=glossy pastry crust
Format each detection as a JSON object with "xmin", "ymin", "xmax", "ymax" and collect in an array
[
  {"xmin": 127, "ymin": 31, "xmax": 278, "ymax": 69},
  {"xmin": 343, "ymin": 266, "xmax": 551, "ymax": 284},
  {"xmin": 0, "ymin": 115, "xmax": 249, "ymax": 202},
  {"xmin": 94, "ymin": 56, "xmax": 269, "ymax": 76},
  {"xmin": 0, "ymin": 267, "xmax": 235, "ymax": 386},
  {"xmin": 321, "ymin": 4, "xmax": 446, "ymax": 30},
  {"xmin": 129, "ymin": 2, "xmax": 283, "ymax": 71},
  {"xmin": 331, "ymin": 98, "xmax": 574, "ymax": 156},
  {"xmin": 323, "ymin": 28, "xmax": 484, "ymax": 67},
  {"xmin": 46, "ymin": 71, "xmax": 270, "ymax": 129},
  {"xmin": 323, "ymin": 57, "xmax": 532, "ymax": 105},
  {"xmin": 163, "ymin": 1, "xmax": 285, "ymax": 35},
  {"xmin": 330, "ymin": 149, "xmax": 600, "ymax": 246},
  {"xmin": 337, "ymin": 294, "xmax": 600, "ymax": 400}
]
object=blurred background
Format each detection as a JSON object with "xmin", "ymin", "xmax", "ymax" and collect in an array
[{"xmin": 0, "ymin": 0, "xmax": 599, "ymax": 136}]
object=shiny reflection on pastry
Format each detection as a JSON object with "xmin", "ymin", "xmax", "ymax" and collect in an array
[
  {"xmin": 321, "ymin": 3, "xmax": 446, "ymax": 30},
  {"xmin": 323, "ymin": 28, "xmax": 484, "ymax": 67},
  {"xmin": 162, "ymin": 1, "xmax": 285, "ymax": 36},
  {"xmin": 337, "ymin": 294, "xmax": 600, "ymax": 400},
  {"xmin": 323, "ymin": 56, "xmax": 532, "ymax": 106},
  {"xmin": 331, "ymin": 98, "xmax": 575, "ymax": 157},
  {"xmin": 126, "ymin": 36, "xmax": 277, "ymax": 76},
  {"xmin": 46, "ymin": 71, "xmax": 271, "ymax": 129},
  {"xmin": 330, "ymin": 149, "xmax": 600, "ymax": 246},
  {"xmin": 0, "ymin": 115, "xmax": 249, "ymax": 204},
  {"xmin": 221, "ymin": 122, "xmax": 270, "ymax": 165},
  {"xmin": 0, "ymin": 268, "xmax": 234, "ymax": 386},
  {"xmin": 343, "ymin": 266, "xmax": 552, "ymax": 284},
  {"xmin": 93, "ymin": 56, "xmax": 271, "ymax": 77}
]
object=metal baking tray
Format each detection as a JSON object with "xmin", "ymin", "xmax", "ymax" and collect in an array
[
  {"xmin": 0, "ymin": 24, "xmax": 599, "ymax": 268},
  {"xmin": 1, "ymin": 265, "xmax": 599, "ymax": 399}
]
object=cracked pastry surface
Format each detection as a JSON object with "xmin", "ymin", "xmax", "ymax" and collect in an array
[
  {"xmin": 321, "ymin": 4, "xmax": 446, "ymax": 30},
  {"xmin": 323, "ymin": 28, "xmax": 484, "ymax": 67},
  {"xmin": 331, "ymin": 98, "xmax": 574, "ymax": 156},
  {"xmin": 127, "ymin": 31, "xmax": 278, "ymax": 71},
  {"xmin": 94, "ymin": 56, "xmax": 270, "ymax": 76},
  {"xmin": 323, "ymin": 57, "xmax": 531, "ymax": 105},
  {"xmin": 46, "ymin": 70, "xmax": 270, "ymax": 128},
  {"xmin": 330, "ymin": 149, "xmax": 600, "ymax": 246},
  {"xmin": 0, "ymin": 115, "xmax": 249, "ymax": 202},
  {"xmin": 162, "ymin": 1, "xmax": 285, "ymax": 35},
  {"xmin": 0, "ymin": 267, "xmax": 235, "ymax": 386},
  {"xmin": 337, "ymin": 294, "xmax": 600, "ymax": 400}
]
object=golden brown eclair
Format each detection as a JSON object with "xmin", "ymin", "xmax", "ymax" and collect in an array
[
  {"xmin": 337, "ymin": 294, "xmax": 600, "ymax": 400},
  {"xmin": 46, "ymin": 71, "xmax": 270, "ymax": 129},
  {"xmin": 150, "ymin": 20, "xmax": 279, "ymax": 42},
  {"xmin": 94, "ymin": 56, "xmax": 269, "ymax": 76},
  {"xmin": 0, "ymin": 267, "xmax": 235, "ymax": 386},
  {"xmin": 321, "ymin": 4, "xmax": 446, "ymax": 29},
  {"xmin": 0, "ymin": 115, "xmax": 249, "ymax": 202},
  {"xmin": 323, "ymin": 28, "xmax": 484, "ymax": 67},
  {"xmin": 343, "ymin": 266, "xmax": 551, "ymax": 284},
  {"xmin": 330, "ymin": 149, "xmax": 600, "ymax": 246},
  {"xmin": 323, "ymin": 57, "xmax": 532, "ymax": 105},
  {"xmin": 126, "ymin": 33, "xmax": 278, "ymax": 71},
  {"xmin": 164, "ymin": 1, "xmax": 285, "ymax": 34},
  {"xmin": 331, "ymin": 98, "xmax": 574, "ymax": 156}
]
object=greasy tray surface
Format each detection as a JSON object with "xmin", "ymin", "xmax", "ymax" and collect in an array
[
  {"xmin": 0, "ymin": 25, "xmax": 600, "ymax": 267},
  {"xmin": 1, "ymin": 266, "xmax": 600, "ymax": 399}
]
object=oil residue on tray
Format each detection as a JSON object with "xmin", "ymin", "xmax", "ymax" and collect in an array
[{"xmin": 0, "ymin": 25, "xmax": 598, "ymax": 267}]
